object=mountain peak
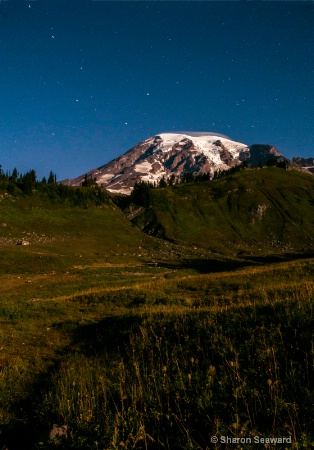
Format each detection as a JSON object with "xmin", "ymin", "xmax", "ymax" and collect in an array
[{"xmin": 61, "ymin": 133, "xmax": 283, "ymax": 194}]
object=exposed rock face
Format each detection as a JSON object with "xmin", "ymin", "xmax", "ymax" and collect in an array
[
  {"xmin": 61, "ymin": 132, "xmax": 283, "ymax": 194},
  {"xmin": 251, "ymin": 204, "xmax": 269, "ymax": 223},
  {"xmin": 248, "ymin": 144, "xmax": 283, "ymax": 166}
]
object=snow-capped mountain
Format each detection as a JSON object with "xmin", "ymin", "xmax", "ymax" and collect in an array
[{"xmin": 61, "ymin": 132, "xmax": 282, "ymax": 194}]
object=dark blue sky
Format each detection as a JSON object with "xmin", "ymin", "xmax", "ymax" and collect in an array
[{"xmin": 0, "ymin": 0, "xmax": 313, "ymax": 180}]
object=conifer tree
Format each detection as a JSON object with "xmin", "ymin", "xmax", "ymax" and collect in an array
[
  {"xmin": 22, "ymin": 170, "xmax": 37, "ymax": 194},
  {"xmin": 48, "ymin": 170, "xmax": 56, "ymax": 184},
  {"xmin": 11, "ymin": 168, "xmax": 18, "ymax": 183},
  {"xmin": 159, "ymin": 177, "xmax": 167, "ymax": 188}
]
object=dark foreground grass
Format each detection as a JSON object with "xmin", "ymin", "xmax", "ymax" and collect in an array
[
  {"xmin": 37, "ymin": 300, "xmax": 314, "ymax": 450},
  {"xmin": 1, "ymin": 258, "xmax": 314, "ymax": 449}
]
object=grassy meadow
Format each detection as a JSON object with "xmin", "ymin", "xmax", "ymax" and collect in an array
[{"xmin": 1, "ymin": 170, "xmax": 314, "ymax": 449}]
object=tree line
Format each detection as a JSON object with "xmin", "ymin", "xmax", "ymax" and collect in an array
[
  {"xmin": 0, "ymin": 165, "xmax": 57, "ymax": 195},
  {"xmin": 0, "ymin": 165, "xmax": 109, "ymax": 207}
]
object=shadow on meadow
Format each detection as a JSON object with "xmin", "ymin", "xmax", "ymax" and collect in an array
[
  {"xmin": 157, "ymin": 251, "xmax": 314, "ymax": 274},
  {"xmin": 70, "ymin": 314, "xmax": 144, "ymax": 357},
  {"xmin": 0, "ymin": 315, "xmax": 145, "ymax": 450},
  {"xmin": 157, "ymin": 257, "xmax": 248, "ymax": 273}
]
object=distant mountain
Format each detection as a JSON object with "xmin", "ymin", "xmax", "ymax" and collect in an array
[
  {"xmin": 61, "ymin": 132, "xmax": 284, "ymax": 194},
  {"xmin": 292, "ymin": 157, "xmax": 314, "ymax": 174}
]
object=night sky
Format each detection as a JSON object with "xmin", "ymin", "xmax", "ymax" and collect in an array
[{"xmin": 0, "ymin": 1, "xmax": 313, "ymax": 181}]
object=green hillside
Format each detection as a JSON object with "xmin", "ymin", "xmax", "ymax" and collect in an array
[
  {"xmin": 130, "ymin": 167, "xmax": 314, "ymax": 255},
  {"xmin": 0, "ymin": 190, "xmax": 143, "ymax": 271}
]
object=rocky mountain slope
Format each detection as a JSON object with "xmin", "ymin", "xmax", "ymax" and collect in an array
[{"xmin": 61, "ymin": 132, "xmax": 283, "ymax": 194}]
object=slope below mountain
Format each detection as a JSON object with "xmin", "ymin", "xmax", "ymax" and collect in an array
[{"xmin": 128, "ymin": 167, "xmax": 314, "ymax": 255}]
